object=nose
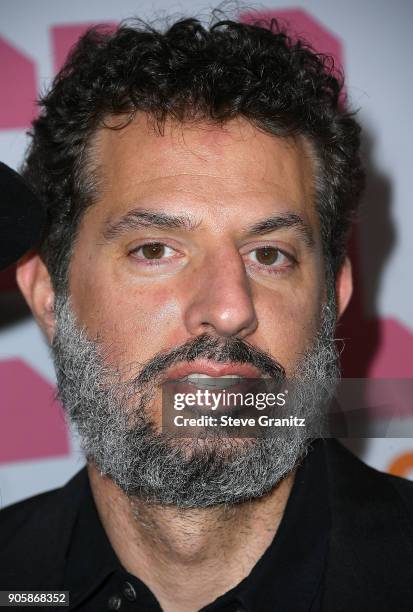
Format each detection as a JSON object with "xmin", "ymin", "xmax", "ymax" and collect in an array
[{"xmin": 183, "ymin": 247, "xmax": 258, "ymax": 339}]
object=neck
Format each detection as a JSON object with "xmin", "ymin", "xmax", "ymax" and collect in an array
[{"xmin": 88, "ymin": 464, "xmax": 295, "ymax": 612}]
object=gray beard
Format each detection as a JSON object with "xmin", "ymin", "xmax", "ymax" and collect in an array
[{"xmin": 51, "ymin": 293, "xmax": 339, "ymax": 509}]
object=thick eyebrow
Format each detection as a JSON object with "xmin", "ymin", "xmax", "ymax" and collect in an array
[
  {"xmin": 246, "ymin": 212, "xmax": 315, "ymax": 248},
  {"xmin": 102, "ymin": 208, "xmax": 201, "ymax": 241},
  {"xmin": 102, "ymin": 207, "xmax": 314, "ymax": 249}
]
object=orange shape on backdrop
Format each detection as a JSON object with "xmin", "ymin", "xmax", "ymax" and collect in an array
[{"xmin": 388, "ymin": 452, "xmax": 413, "ymax": 478}]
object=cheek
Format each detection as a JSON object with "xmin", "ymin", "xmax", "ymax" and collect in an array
[
  {"xmin": 256, "ymin": 288, "xmax": 321, "ymax": 372},
  {"xmin": 72, "ymin": 276, "xmax": 182, "ymax": 365}
]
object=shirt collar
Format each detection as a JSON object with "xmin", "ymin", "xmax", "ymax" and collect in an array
[{"xmin": 64, "ymin": 439, "xmax": 330, "ymax": 611}]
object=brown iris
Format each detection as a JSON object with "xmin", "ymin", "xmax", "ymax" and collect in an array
[
  {"xmin": 255, "ymin": 246, "xmax": 280, "ymax": 265},
  {"xmin": 141, "ymin": 243, "xmax": 165, "ymax": 259}
]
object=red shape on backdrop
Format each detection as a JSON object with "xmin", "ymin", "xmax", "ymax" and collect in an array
[
  {"xmin": 0, "ymin": 359, "xmax": 69, "ymax": 464},
  {"xmin": 51, "ymin": 22, "xmax": 117, "ymax": 73},
  {"xmin": 0, "ymin": 36, "xmax": 37, "ymax": 129}
]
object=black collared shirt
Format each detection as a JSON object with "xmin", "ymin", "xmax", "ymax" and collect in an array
[{"xmin": 64, "ymin": 440, "xmax": 330, "ymax": 611}]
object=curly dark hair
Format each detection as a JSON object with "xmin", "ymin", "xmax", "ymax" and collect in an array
[{"xmin": 23, "ymin": 15, "xmax": 365, "ymax": 294}]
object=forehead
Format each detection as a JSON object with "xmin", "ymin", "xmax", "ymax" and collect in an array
[{"xmin": 88, "ymin": 114, "xmax": 318, "ymax": 228}]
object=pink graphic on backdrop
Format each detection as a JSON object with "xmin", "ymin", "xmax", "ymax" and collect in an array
[
  {"xmin": 51, "ymin": 22, "xmax": 116, "ymax": 73},
  {"xmin": 241, "ymin": 8, "xmax": 343, "ymax": 73},
  {"xmin": 353, "ymin": 318, "xmax": 413, "ymax": 379},
  {"xmin": 0, "ymin": 36, "xmax": 37, "ymax": 129},
  {"xmin": 0, "ymin": 359, "xmax": 69, "ymax": 463}
]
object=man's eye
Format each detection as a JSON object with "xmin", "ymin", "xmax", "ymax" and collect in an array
[
  {"xmin": 132, "ymin": 243, "xmax": 175, "ymax": 260},
  {"xmin": 250, "ymin": 246, "xmax": 290, "ymax": 267}
]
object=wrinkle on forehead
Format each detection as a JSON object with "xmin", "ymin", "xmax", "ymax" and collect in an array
[{"xmin": 82, "ymin": 113, "xmax": 319, "ymax": 233}]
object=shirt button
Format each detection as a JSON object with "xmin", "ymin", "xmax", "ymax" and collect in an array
[
  {"xmin": 107, "ymin": 594, "xmax": 122, "ymax": 610},
  {"xmin": 122, "ymin": 581, "xmax": 137, "ymax": 602}
]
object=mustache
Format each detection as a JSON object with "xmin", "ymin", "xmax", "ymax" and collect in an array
[{"xmin": 135, "ymin": 333, "xmax": 285, "ymax": 386}]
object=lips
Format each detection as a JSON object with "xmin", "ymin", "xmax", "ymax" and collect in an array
[
  {"xmin": 165, "ymin": 359, "xmax": 263, "ymax": 381},
  {"xmin": 163, "ymin": 360, "xmax": 264, "ymax": 403}
]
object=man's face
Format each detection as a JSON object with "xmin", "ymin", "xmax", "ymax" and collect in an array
[
  {"xmin": 21, "ymin": 115, "xmax": 347, "ymax": 507},
  {"xmin": 70, "ymin": 115, "xmax": 325, "ymax": 389}
]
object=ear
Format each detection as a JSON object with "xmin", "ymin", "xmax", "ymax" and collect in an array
[
  {"xmin": 16, "ymin": 252, "xmax": 56, "ymax": 343},
  {"xmin": 335, "ymin": 256, "xmax": 353, "ymax": 319}
]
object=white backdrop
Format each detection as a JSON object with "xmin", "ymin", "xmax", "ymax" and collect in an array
[{"xmin": 0, "ymin": 0, "xmax": 412, "ymax": 508}]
